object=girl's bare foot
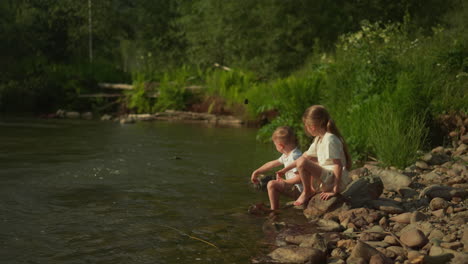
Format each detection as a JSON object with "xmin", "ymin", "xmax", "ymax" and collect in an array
[{"xmin": 293, "ymin": 192, "xmax": 314, "ymax": 206}]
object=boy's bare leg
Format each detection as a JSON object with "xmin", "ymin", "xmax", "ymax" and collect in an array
[
  {"xmin": 268, "ymin": 179, "xmax": 292, "ymax": 210},
  {"xmin": 267, "ymin": 179, "xmax": 299, "ymax": 210},
  {"xmin": 267, "ymin": 180, "xmax": 281, "ymax": 210},
  {"xmin": 294, "ymin": 157, "xmax": 323, "ymax": 205}
]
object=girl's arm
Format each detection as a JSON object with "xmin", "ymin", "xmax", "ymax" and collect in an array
[
  {"xmin": 331, "ymin": 159, "xmax": 343, "ymax": 193},
  {"xmin": 276, "ymin": 154, "xmax": 317, "ymax": 177},
  {"xmin": 303, "ymin": 152, "xmax": 318, "ymax": 163},
  {"xmin": 319, "ymin": 159, "xmax": 343, "ymax": 200},
  {"xmin": 251, "ymin": 160, "xmax": 282, "ymax": 183}
]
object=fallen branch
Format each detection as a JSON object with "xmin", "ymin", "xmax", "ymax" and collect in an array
[
  {"xmin": 213, "ymin": 63, "xmax": 232, "ymax": 71},
  {"xmin": 98, "ymin": 83, "xmax": 133, "ymax": 90},
  {"xmin": 159, "ymin": 224, "xmax": 219, "ymax": 249},
  {"xmin": 78, "ymin": 93, "xmax": 123, "ymax": 98}
]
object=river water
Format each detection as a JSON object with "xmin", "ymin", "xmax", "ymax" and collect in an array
[{"xmin": 0, "ymin": 117, "xmax": 285, "ymax": 264}]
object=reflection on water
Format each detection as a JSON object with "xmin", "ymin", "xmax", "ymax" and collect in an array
[{"xmin": 0, "ymin": 117, "xmax": 280, "ymax": 263}]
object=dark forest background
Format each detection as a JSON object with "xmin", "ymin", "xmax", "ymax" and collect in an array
[{"xmin": 1, "ymin": 0, "xmax": 467, "ymax": 167}]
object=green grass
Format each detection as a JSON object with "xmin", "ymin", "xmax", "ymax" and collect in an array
[
  {"xmin": 368, "ymin": 103, "xmax": 428, "ymax": 168},
  {"xmin": 122, "ymin": 16, "xmax": 466, "ymax": 169}
]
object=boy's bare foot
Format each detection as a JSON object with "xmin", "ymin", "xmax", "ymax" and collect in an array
[
  {"xmin": 293, "ymin": 192, "xmax": 314, "ymax": 206},
  {"xmin": 248, "ymin": 202, "xmax": 272, "ymax": 216},
  {"xmin": 268, "ymin": 210, "xmax": 280, "ymax": 219}
]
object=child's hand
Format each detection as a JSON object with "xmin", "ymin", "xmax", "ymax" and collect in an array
[
  {"xmin": 276, "ymin": 169, "xmax": 285, "ymax": 179},
  {"xmin": 319, "ymin": 192, "xmax": 336, "ymax": 200},
  {"xmin": 251, "ymin": 172, "xmax": 259, "ymax": 183}
]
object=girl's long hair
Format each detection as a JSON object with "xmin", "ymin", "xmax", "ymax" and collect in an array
[{"xmin": 302, "ymin": 105, "xmax": 352, "ymax": 170}]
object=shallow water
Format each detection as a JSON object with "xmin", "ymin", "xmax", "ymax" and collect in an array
[{"xmin": 0, "ymin": 117, "xmax": 285, "ymax": 263}]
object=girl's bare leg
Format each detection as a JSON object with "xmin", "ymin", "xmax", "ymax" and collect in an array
[{"xmin": 294, "ymin": 157, "xmax": 323, "ymax": 205}]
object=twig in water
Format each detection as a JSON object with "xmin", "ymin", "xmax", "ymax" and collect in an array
[{"xmin": 160, "ymin": 224, "xmax": 219, "ymax": 249}]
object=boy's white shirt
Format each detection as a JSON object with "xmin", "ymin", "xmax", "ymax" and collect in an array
[{"xmin": 278, "ymin": 148, "xmax": 303, "ymax": 192}]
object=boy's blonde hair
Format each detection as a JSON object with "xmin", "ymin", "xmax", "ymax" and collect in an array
[{"xmin": 271, "ymin": 126, "xmax": 297, "ymax": 146}]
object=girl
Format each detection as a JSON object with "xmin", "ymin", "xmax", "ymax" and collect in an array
[{"xmin": 276, "ymin": 105, "xmax": 352, "ymax": 205}]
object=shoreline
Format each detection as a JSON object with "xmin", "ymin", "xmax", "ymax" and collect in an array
[
  {"xmin": 249, "ymin": 136, "xmax": 468, "ymax": 264},
  {"xmin": 42, "ymin": 109, "xmax": 253, "ymax": 127}
]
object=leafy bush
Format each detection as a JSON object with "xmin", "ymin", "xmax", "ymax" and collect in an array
[
  {"xmin": 253, "ymin": 73, "xmax": 323, "ymax": 148},
  {"xmin": 127, "ymin": 74, "xmax": 153, "ymax": 113},
  {"xmin": 204, "ymin": 69, "xmax": 256, "ymax": 115},
  {"xmin": 154, "ymin": 69, "xmax": 193, "ymax": 112},
  {"xmin": 253, "ymin": 18, "xmax": 465, "ymax": 168}
]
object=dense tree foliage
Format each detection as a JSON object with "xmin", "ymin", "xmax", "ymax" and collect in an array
[
  {"xmin": 1, "ymin": 0, "xmax": 466, "ymax": 167},
  {"xmin": 0, "ymin": 0, "xmax": 463, "ymax": 113}
]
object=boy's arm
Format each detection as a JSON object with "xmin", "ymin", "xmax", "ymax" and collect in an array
[
  {"xmin": 276, "ymin": 159, "xmax": 296, "ymax": 177},
  {"xmin": 251, "ymin": 160, "xmax": 282, "ymax": 183}
]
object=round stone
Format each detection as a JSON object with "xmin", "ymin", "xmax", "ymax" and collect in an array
[
  {"xmin": 400, "ymin": 229, "xmax": 428, "ymax": 248},
  {"xmin": 429, "ymin": 197, "xmax": 448, "ymax": 211}
]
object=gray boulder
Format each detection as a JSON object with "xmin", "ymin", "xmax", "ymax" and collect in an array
[
  {"xmin": 373, "ymin": 169, "xmax": 412, "ymax": 191},
  {"xmin": 419, "ymin": 185, "xmax": 467, "ymax": 200},
  {"xmin": 347, "ymin": 241, "xmax": 392, "ymax": 264},
  {"xmin": 341, "ymin": 176, "xmax": 383, "ymax": 208},
  {"xmin": 268, "ymin": 245, "xmax": 326, "ymax": 263},
  {"xmin": 304, "ymin": 194, "xmax": 345, "ymax": 218},
  {"xmin": 422, "ymin": 153, "xmax": 451, "ymax": 165},
  {"xmin": 367, "ymin": 199, "xmax": 404, "ymax": 214}
]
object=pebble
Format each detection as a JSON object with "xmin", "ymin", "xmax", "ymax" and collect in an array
[
  {"xmin": 398, "ymin": 187, "xmax": 418, "ymax": 198},
  {"xmin": 378, "ymin": 217, "xmax": 387, "ymax": 227},
  {"xmin": 410, "ymin": 211, "xmax": 427, "ymax": 223},
  {"xmin": 415, "ymin": 161, "xmax": 429, "ymax": 169},
  {"xmin": 383, "ymin": 235, "xmax": 399, "ymax": 245},
  {"xmin": 429, "ymin": 197, "xmax": 448, "ymax": 210},
  {"xmin": 330, "ymin": 248, "xmax": 347, "ymax": 259},
  {"xmin": 442, "ymin": 233, "xmax": 457, "ymax": 243},
  {"xmin": 440, "ymin": 241, "xmax": 462, "ymax": 250},
  {"xmin": 428, "ymin": 229, "xmax": 445, "ymax": 240},
  {"xmin": 400, "ymin": 229, "xmax": 428, "ymax": 248},
  {"xmin": 446, "ymin": 206, "xmax": 454, "ymax": 214},
  {"xmin": 390, "ymin": 212, "xmax": 412, "ymax": 224},
  {"xmin": 407, "ymin": 250, "xmax": 423, "ymax": 261},
  {"xmin": 386, "ymin": 246, "xmax": 406, "ymax": 258},
  {"xmin": 431, "ymin": 209, "xmax": 445, "ymax": 217}
]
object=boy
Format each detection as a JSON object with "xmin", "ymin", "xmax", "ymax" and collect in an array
[{"xmin": 251, "ymin": 126, "xmax": 303, "ymax": 210}]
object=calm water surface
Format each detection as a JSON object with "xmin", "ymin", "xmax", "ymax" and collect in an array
[{"xmin": 0, "ymin": 117, "xmax": 282, "ymax": 264}]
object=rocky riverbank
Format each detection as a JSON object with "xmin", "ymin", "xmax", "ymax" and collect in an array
[{"xmin": 250, "ymin": 136, "xmax": 467, "ymax": 263}]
